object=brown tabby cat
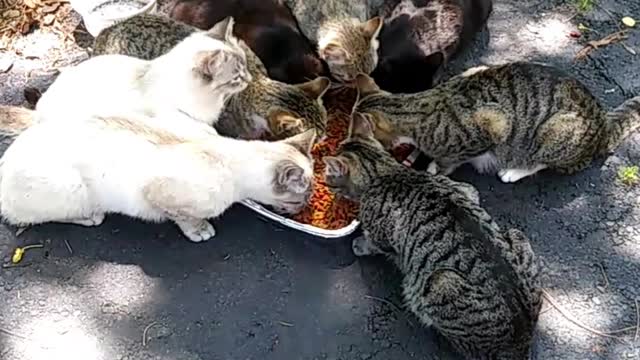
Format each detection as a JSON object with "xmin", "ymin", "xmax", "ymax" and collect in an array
[
  {"xmin": 354, "ymin": 62, "xmax": 640, "ymax": 183},
  {"xmin": 93, "ymin": 14, "xmax": 330, "ymax": 140},
  {"xmin": 323, "ymin": 114, "xmax": 542, "ymax": 359},
  {"xmin": 284, "ymin": 0, "xmax": 383, "ymax": 83}
]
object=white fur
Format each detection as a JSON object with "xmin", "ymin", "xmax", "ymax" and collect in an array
[
  {"xmin": 0, "ymin": 115, "xmax": 313, "ymax": 242},
  {"xmin": 36, "ymin": 32, "xmax": 249, "ymax": 128},
  {"xmin": 469, "ymin": 152, "xmax": 499, "ymax": 174},
  {"xmin": 498, "ymin": 165, "xmax": 547, "ymax": 183}
]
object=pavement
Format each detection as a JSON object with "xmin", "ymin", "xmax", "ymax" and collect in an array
[{"xmin": 1, "ymin": 0, "xmax": 640, "ymax": 359}]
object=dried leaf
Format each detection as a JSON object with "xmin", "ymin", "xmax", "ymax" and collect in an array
[
  {"xmin": 2, "ymin": 10, "xmax": 21, "ymax": 19},
  {"xmin": 622, "ymin": 17, "xmax": 636, "ymax": 28},
  {"xmin": 24, "ymin": 0, "xmax": 37, "ymax": 9},
  {"xmin": 23, "ymin": 87, "xmax": 42, "ymax": 106},
  {"xmin": 43, "ymin": 14, "xmax": 55, "ymax": 25},
  {"xmin": 42, "ymin": 3, "xmax": 61, "ymax": 13},
  {"xmin": 20, "ymin": 22, "xmax": 32, "ymax": 35}
]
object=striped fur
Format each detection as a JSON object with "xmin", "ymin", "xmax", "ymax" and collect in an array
[
  {"xmin": 323, "ymin": 116, "xmax": 542, "ymax": 359},
  {"xmin": 355, "ymin": 62, "xmax": 640, "ymax": 183},
  {"xmin": 92, "ymin": 13, "xmax": 330, "ymax": 140}
]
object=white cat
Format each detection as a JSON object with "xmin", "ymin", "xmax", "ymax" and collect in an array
[
  {"xmin": 34, "ymin": 17, "xmax": 251, "ymax": 132},
  {"xmin": 0, "ymin": 114, "xmax": 316, "ymax": 242}
]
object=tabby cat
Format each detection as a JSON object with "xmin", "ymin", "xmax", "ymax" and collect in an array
[
  {"xmin": 92, "ymin": 14, "xmax": 330, "ymax": 140},
  {"xmin": 323, "ymin": 114, "xmax": 542, "ymax": 359},
  {"xmin": 284, "ymin": 0, "xmax": 383, "ymax": 83},
  {"xmin": 167, "ymin": 0, "xmax": 326, "ymax": 83},
  {"xmin": 371, "ymin": 0, "xmax": 493, "ymax": 93},
  {"xmin": 36, "ymin": 17, "xmax": 249, "ymax": 131},
  {"xmin": 354, "ymin": 62, "xmax": 640, "ymax": 183},
  {"xmin": 0, "ymin": 112, "xmax": 316, "ymax": 242}
]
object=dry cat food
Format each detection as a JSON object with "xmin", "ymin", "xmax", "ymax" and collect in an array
[{"xmin": 291, "ymin": 89, "xmax": 417, "ymax": 230}]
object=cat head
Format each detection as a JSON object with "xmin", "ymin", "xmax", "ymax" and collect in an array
[
  {"xmin": 323, "ymin": 112, "xmax": 399, "ymax": 201},
  {"xmin": 256, "ymin": 129, "xmax": 317, "ymax": 214},
  {"xmin": 351, "ymin": 74, "xmax": 400, "ymax": 149},
  {"xmin": 265, "ymin": 77, "xmax": 331, "ymax": 139},
  {"xmin": 317, "ymin": 17, "xmax": 383, "ymax": 83}
]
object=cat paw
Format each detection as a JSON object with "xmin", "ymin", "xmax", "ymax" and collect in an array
[
  {"xmin": 427, "ymin": 161, "xmax": 439, "ymax": 175},
  {"xmin": 180, "ymin": 220, "xmax": 216, "ymax": 242},
  {"xmin": 498, "ymin": 169, "xmax": 529, "ymax": 183},
  {"xmin": 68, "ymin": 213, "xmax": 105, "ymax": 227}
]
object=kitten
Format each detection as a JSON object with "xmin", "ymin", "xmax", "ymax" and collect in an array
[
  {"xmin": 354, "ymin": 63, "xmax": 640, "ymax": 183},
  {"xmin": 284, "ymin": 0, "xmax": 383, "ymax": 83},
  {"xmin": 36, "ymin": 17, "xmax": 250, "ymax": 131},
  {"xmin": 167, "ymin": 0, "xmax": 325, "ymax": 83},
  {"xmin": 0, "ymin": 113, "xmax": 316, "ymax": 242},
  {"xmin": 371, "ymin": 0, "xmax": 493, "ymax": 93},
  {"xmin": 323, "ymin": 114, "xmax": 541, "ymax": 359},
  {"xmin": 92, "ymin": 14, "xmax": 331, "ymax": 140}
]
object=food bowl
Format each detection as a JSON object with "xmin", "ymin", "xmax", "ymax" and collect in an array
[{"xmin": 69, "ymin": 0, "xmax": 158, "ymax": 37}]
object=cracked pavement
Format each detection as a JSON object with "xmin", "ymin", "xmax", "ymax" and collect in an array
[{"xmin": 1, "ymin": 0, "xmax": 640, "ymax": 359}]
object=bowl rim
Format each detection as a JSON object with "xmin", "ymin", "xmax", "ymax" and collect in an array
[{"xmin": 86, "ymin": 0, "xmax": 157, "ymax": 21}]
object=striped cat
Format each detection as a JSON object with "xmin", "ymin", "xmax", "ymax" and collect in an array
[
  {"xmin": 323, "ymin": 113, "xmax": 542, "ymax": 359},
  {"xmin": 354, "ymin": 62, "xmax": 640, "ymax": 183}
]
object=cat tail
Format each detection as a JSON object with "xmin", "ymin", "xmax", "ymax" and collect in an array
[
  {"xmin": 603, "ymin": 96, "xmax": 640, "ymax": 153},
  {"xmin": 0, "ymin": 106, "xmax": 35, "ymax": 137}
]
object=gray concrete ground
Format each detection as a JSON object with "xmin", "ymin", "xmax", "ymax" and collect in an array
[{"xmin": 1, "ymin": 0, "xmax": 640, "ymax": 359}]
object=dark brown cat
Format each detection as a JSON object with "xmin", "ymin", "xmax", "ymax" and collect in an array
[
  {"xmin": 371, "ymin": 0, "xmax": 493, "ymax": 93},
  {"xmin": 168, "ymin": 0, "xmax": 326, "ymax": 83}
]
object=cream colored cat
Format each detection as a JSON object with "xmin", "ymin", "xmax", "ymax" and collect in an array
[
  {"xmin": 0, "ymin": 113, "xmax": 316, "ymax": 242},
  {"xmin": 34, "ymin": 17, "xmax": 251, "ymax": 131}
]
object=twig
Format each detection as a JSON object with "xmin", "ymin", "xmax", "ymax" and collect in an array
[
  {"xmin": 278, "ymin": 321, "xmax": 293, "ymax": 327},
  {"xmin": 635, "ymin": 299, "xmax": 639, "ymax": 343},
  {"xmin": 542, "ymin": 289, "xmax": 633, "ymax": 342},
  {"xmin": 2, "ymin": 262, "xmax": 33, "ymax": 269},
  {"xmin": 574, "ymin": 30, "xmax": 629, "ymax": 61},
  {"xmin": 142, "ymin": 322, "xmax": 159, "ymax": 347},
  {"xmin": 63, "ymin": 239, "xmax": 73, "ymax": 255},
  {"xmin": 596, "ymin": 263, "xmax": 609, "ymax": 289},
  {"xmin": 364, "ymin": 295, "xmax": 415, "ymax": 327},
  {"xmin": 0, "ymin": 327, "xmax": 29, "ymax": 341},
  {"xmin": 15, "ymin": 227, "xmax": 26, "ymax": 236}
]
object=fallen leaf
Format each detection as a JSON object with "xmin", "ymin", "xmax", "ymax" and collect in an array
[
  {"xmin": 2, "ymin": 10, "xmax": 21, "ymax": 19},
  {"xmin": 43, "ymin": 14, "xmax": 55, "ymax": 25},
  {"xmin": 622, "ymin": 17, "xmax": 636, "ymax": 28},
  {"xmin": 569, "ymin": 30, "xmax": 582, "ymax": 38},
  {"xmin": 23, "ymin": 87, "xmax": 42, "ymax": 106},
  {"xmin": 23, "ymin": 0, "xmax": 37, "ymax": 9},
  {"xmin": 0, "ymin": 57, "xmax": 14, "ymax": 73},
  {"xmin": 577, "ymin": 23, "xmax": 590, "ymax": 32},
  {"xmin": 42, "ymin": 3, "xmax": 61, "ymax": 13}
]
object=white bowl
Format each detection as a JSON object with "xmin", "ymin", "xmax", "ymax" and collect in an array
[{"xmin": 70, "ymin": 0, "xmax": 158, "ymax": 37}]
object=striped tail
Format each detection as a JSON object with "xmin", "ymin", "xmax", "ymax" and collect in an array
[
  {"xmin": 604, "ymin": 96, "xmax": 640, "ymax": 153},
  {"xmin": 0, "ymin": 105, "xmax": 35, "ymax": 137}
]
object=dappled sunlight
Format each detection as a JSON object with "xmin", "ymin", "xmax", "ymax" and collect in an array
[{"xmin": 84, "ymin": 261, "xmax": 166, "ymax": 308}]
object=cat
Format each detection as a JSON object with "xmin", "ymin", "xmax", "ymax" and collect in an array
[
  {"xmin": 91, "ymin": 14, "xmax": 331, "ymax": 140},
  {"xmin": 167, "ymin": 0, "xmax": 325, "ymax": 83},
  {"xmin": 354, "ymin": 62, "xmax": 640, "ymax": 183},
  {"xmin": 322, "ymin": 113, "xmax": 542, "ymax": 359},
  {"xmin": 35, "ymin": 17, "xmax": 250, "ymax": 133},
  {"xmin": 283, "ymin": 0, "xmax": 383, "ymax": 83},
  {"xmin": 371, "ymin": 0, "xmax": 493, "ymax": 93},
  {"xmin": 0, "ymin": 113, "xmax": 317, "ymax": 242}
]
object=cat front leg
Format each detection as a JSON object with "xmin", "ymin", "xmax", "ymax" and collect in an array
[
  {"xmin": 142, "ymin": 177, "xmax": 221, "ymax": 243},
  {"xmin": 426, "ymin": 160, "xmax": 460, "ymax": 176}
]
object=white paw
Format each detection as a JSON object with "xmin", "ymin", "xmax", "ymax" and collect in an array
[
  {"xmin": 70, "ymin": 213, "xmax": 105, "ymax": 227},
  {"xmin": 182, "ymin": 220, "xmax": 216, "ymax": 243},
  {"xmin": 498, "ymin": 169, "xmax": 526, "ymax": 183},
  {"xmin": 427, "ymin": 161, "xmax": 439, "ymax": 175}
]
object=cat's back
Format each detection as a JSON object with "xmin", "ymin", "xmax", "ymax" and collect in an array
[
  {"xmin": 285, "ymin": 0, "xmax": 368, "ymax": 39},
  {"xmin": 93, "ymin": 14, "xmax": 197, "ymax": 60}
]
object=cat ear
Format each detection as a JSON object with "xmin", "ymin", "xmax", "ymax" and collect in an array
[
  {"xmin": 320, "ymin": 43, "xmax": 348, "ymax": 65},
  {"xmin": 280, "ymin": 129, "xmax": 317, "ymax": 155},
  {"xmin": 349, "ymin": 112, "xmax": 375, "ymax": 140},
  {"xmin": 362, "ymin": 16, "xmax": 383, "ymax": 40},
  {"xmin": 275, "ymin": 160, "xmax": 308, "ymax": 193},
  {"xmin": 207, "ymin": 16, "xmax": 235, "ymax": 40},
  {"xmin": 296, "ymin": 77, "xmax": 331, "ymax": 99},
  {"xmin": 355, "ymin": 73, "xmax": 381, "ymax": 98},
  {"xmin": 323, "ymin": 156, "xmax": 349, "ymax": 177},
  {"xmin": 195, "ymin": 49, "xmax": 224, "ymax": 79}
]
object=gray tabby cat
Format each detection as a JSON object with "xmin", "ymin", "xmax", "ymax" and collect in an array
[
  {"xmin": 323, "ymin": 114, "xmax": 542, "ymax": 359},
  {"xmin": 284, "ymin": 0, "xmax": 383, "ymax": 82},
  {"xmin": 93, "ymin": 14, "xmax": 331, "ymax": 140},
  {"xmin": 354, "ymin": 62, "xmax": 640, "ymax": 183}
]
